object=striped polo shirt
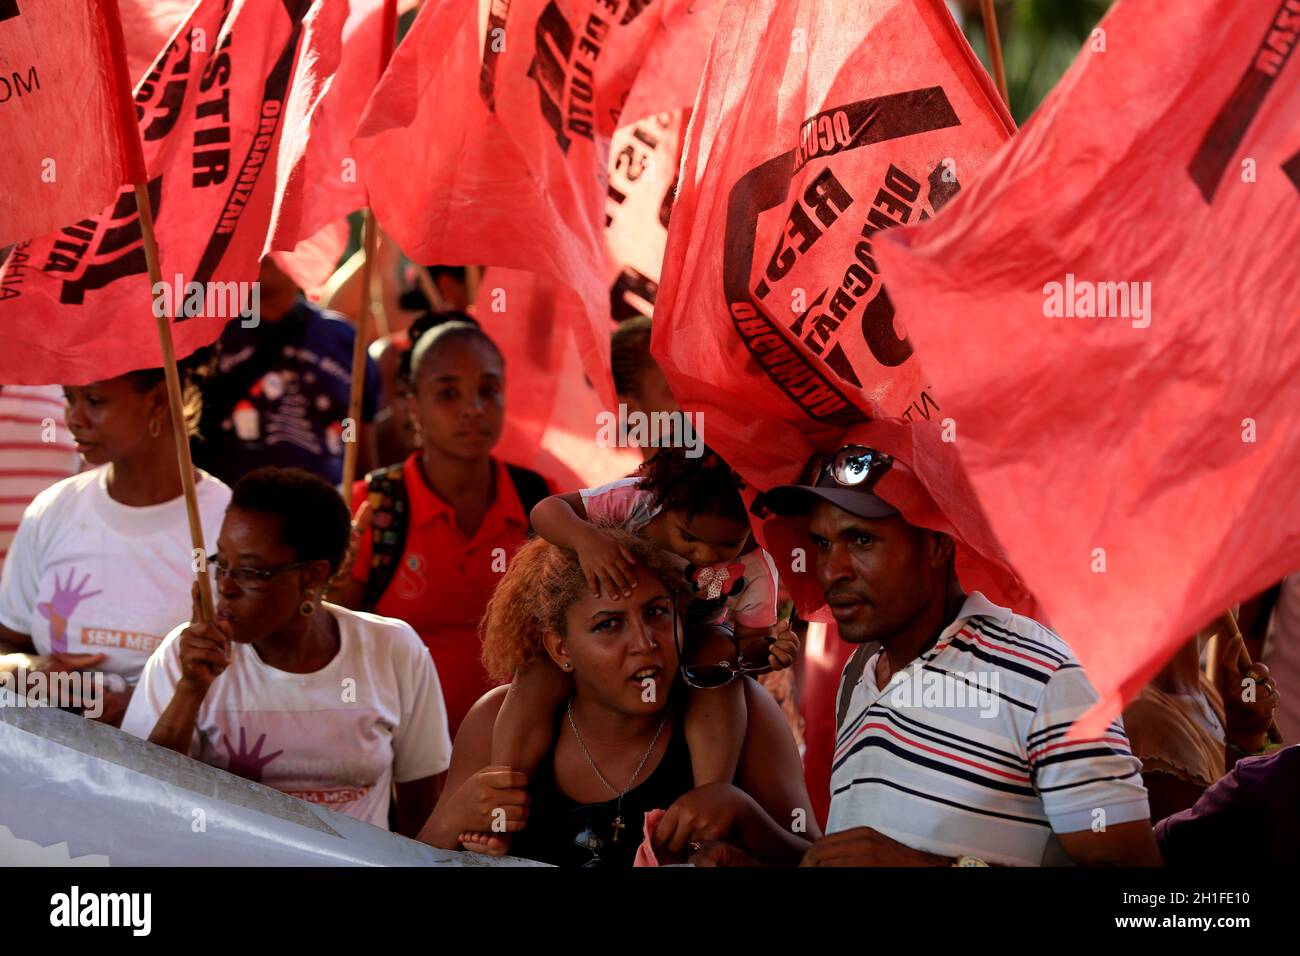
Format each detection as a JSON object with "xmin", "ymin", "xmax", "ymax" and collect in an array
[
  {"xmin": 827, "ymin": 592, "xmax": 1149, "ymax": 866},
  {"xmin": 0, "ymin": 385, "xmax": 79, "ymax": 572}
]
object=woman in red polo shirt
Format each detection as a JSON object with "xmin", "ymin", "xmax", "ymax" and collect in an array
[{"xmin": 335, "ymin": 319, "xmax": 549, "ymax": 735}]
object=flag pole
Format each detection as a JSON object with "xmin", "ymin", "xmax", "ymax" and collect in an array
[
  {"xmin": 978, "ymin": 0, "xmax": 1011, "ymax": 110},
  {"xmin": 339, "ymin": 0, "xmax": 400, "ymax": 500},
  {"xmin": 100, "ymin": 0, "xmax": 215, "ymax": 621},
  {"xmin": 340, "ymin": 211, "xmax": 379, "ymax": 498}
]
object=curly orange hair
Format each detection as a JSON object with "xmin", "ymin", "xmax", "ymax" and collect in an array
[{"xmin": 480, "ymin": 527, "xmax": 684, "ymax": 683}]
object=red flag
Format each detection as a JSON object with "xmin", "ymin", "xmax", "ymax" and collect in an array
[
  {"xmin": 475, "ymin": 268, "xmax": 641, "ymax": 490},
  {"xmin": 874, "ymin": 0, "xmax": 1300, "ymax": 735},
  {"xmin": 651, "ymin": 0, "xmax": 1013, "ymax": 498},
  {"xmin": 0, "ymin": 0, "xmax": 348, "ymax": 385},
  {"xmin": 117, "ymin": 0, "xmax": 195, "ymax": 85},
  {"xmin": 0, "ymin": 0, "xmax": 133, "ymax": 248},
  {"xmin": 352, "ymin": 0, "xmax": 721, "ymax": 408},
  {"xmin": 606, "ymin": 110, "xmax": 684, "ymax": 323},
  {"xmin": 270, "ymin": 0, "xmax": 418, "ymax": 295},
  {"xmin": 472, "ymin": 109, "xmax": 684, "ymax": 490}
]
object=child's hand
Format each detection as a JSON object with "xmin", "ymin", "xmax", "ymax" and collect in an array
[
  {"xmin": 735, "ymin": 620, "xmax": 800, "ymax": 672},
  {"xmin": 577, "ymin": 527, "xmax": 638, "ymax": 598},
  {"xmin": 767, "ymin": 620, "xmax": 800, "ymax": 671}
]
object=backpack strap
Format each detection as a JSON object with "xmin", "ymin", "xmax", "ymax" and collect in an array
[
  {"xmin": 361, "ymin": 463, "xmax": 409, "ymax": 611},
  {"xmin": 504, "ymin": 463, "xmax": 550, "ymax": 534},
  {"xmin": 836, "ymin": 641, "xmax": 881, "ymax": 733}
]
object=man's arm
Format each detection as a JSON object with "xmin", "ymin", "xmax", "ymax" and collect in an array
[
  {"xmin": 1056, "ymin": 819, "xmax": 1163, "ymax": 866},
  {"xmin": 800, "ymin": 826, "xmax": 956, "ymax": 866},
  {"xmin": 1029, "ymin": 662, "xmax": 1160, "ymax": 867}
]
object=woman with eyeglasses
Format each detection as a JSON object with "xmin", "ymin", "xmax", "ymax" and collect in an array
[
  {"xmin": 0, "ymin": 359, "xmax": 229, "ymax": 726},
  {"xmin": 121, "ymin": 468, "xmax": 452, "ymax": 837},
  {"xmin": 418, "ymin": 530, "xmax": 817, "ymax": 866}
]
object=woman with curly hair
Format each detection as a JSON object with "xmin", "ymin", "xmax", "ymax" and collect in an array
[
  {"xmin": 419, "ymin": 530, "xmax": 816, "ymax": 866},
  {"xmin": 0, "ymin": 356, "xmax": 229, "ymax": 726},
  {"xmin": 485, "ymin": 446, "xmax": 797, "ymax": 845}
]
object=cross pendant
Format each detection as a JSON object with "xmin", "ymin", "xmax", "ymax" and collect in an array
[{"xmin": 611, "ymin": 815, "xmax": 624, "ymax": 842}]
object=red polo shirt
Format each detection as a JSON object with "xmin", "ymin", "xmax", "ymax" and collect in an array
[{"xmin": 351, "ymin": 454, "xmax": 531, "ymax": 734}]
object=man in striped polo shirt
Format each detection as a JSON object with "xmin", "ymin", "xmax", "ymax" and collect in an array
[{"xmin": 765, "ymin": 434, "xmax": 1161, "ymax": 866}]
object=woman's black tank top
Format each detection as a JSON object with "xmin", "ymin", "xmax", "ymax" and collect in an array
[{"xmin": 509, "ymin": 704, "xmax": 693, "ymax": 867}]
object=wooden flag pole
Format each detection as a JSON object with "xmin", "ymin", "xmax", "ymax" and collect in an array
[
  {"xmin": 978, "ymin": 0, "xmax": 1011, "ymax": 110},
  {"xmin": 339, "ymin": 0, "xmax": 399, "ymax": 500},
  {"xmin": 340, "ymin": 210, "xmax": 379, "ymax": 498},
  {"xmin": 100, "ymin": 0, "xmax": 215, "ymax": 621},
  {"xmin": 137, "ymin": 185, "xmax": 217, "ymax": 622}
]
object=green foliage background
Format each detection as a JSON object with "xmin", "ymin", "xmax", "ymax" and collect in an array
[{"xmin": 960, "ymin": 0, "xmax": 1115, "ymax": 124}]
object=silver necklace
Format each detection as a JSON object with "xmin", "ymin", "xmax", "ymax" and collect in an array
[{"xmin": 566, "ymin": 698, "xmax": 669, "ymax": 842}]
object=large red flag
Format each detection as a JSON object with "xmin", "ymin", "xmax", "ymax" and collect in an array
[
  {"xmin": 874, "ymin": 0, "xmax": 1300, "ymax": 735},
  {"xmin": 352, "ymin": 0, "xmax": 721, "ymax": 407},
  {"xmin": 475, "ymin": 268, "xmax": 641, "ymax": 491},
  {"xmin": 118, "ymin": 0, "xmax": 195, "ymax": 85},
  {"xmin": 651, "ymin": 0, "xmax": 1013, "ymax": 495},
  {"xmin": 0, "ymin": 0, "xmax": 347, "ymax": 385},
  {"xmin": 649, "ymin": 0, "xmax": 1016, "ymax": 619},
  {"xmin": 0, "ymin": 0, "xmax": 133, "ymax": 248},
  {"xmin": 269, "ymin": 0, "xmax": 423, "ymax": 295},
  {"xmin": 474, "ymin": 109, "xmax": 683, "ymax": 490}
]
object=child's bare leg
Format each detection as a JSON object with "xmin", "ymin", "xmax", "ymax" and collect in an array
[
  {"xmin": 492, "ymin": 655, "xmax": 574, "ymax": 773},
  {"xmin": 461, "ymin": 657, "xmax": 572, "ymax": 851},
  {"xmin": 684, "ymin": 624, "xmax": 747, "ymax": 785}
]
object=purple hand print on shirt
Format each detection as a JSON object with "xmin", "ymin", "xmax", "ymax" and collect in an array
[
  {"xmin": 36, "ymin": 568, "xmax": 103, "ymax": 654},
  {"xmin": 221, "ymin": 727, "xmax": 284, "ymax": 783}
]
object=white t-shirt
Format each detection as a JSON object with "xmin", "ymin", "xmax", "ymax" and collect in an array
[
  {"xmin": 120, "ymin": 603, "xmax": 453, "ymax": 829},
  {"xmin": 0, "ymin": 467, "xmax": 230, "ymax": 677}
]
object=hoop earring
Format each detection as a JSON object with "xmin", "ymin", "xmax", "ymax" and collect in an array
[
  {"xmin": 299, "ymin": 595, "xmax": 317, "ymax": 617},
  {"xmin": 148, "ymin": 417, "xmax": 162, "ymax": 439}
]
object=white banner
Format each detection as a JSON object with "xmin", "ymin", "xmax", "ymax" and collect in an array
[{"xmin": 0, "ymin": 690, "xmax": 546, "ymax": 867}]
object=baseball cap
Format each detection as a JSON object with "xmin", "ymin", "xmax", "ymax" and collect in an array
[{"xmin": 763, "ymin": 444, "xmax": 900, "ymax": 519}]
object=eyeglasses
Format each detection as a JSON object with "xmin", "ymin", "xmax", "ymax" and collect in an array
[
  {"xmin": 807, "ymin": 445, "xmax": 893, "ymax": 490},
  {"xmin": 672, "ymin": 596, "xmax": 775, "ymax": 689},
  {"xmin": 207, "ymin": 554, "xmax": 313, "ymax": 590}
]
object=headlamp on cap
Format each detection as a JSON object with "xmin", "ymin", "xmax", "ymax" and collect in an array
[{"xmin": 763, "ymin": 444, "xmax": 899, "ymax": 520}]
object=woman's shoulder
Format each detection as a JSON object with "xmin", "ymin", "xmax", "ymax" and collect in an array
[
  {"xmin": 22, "ymin": 467, "xmax": 102, "ymax": 519},
  {"xmin": 464, "ymin": 684, "xmax": 510, "ymax": 726},
  {"xmin": 193, "ymin": 469, "xmax": 233, "ymax": 514},
  {"xmin": 327, "ymin": 602, "xmax": 425, "ymax": 651},
  {"xmin": 452, "ymin": 685, "xmax": 510, "ymax": 755}
]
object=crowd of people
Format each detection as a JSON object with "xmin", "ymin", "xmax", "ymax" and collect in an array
[{"xmin": 1, "ymin": 255, "xmax": 1295, "ymax": 867}]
